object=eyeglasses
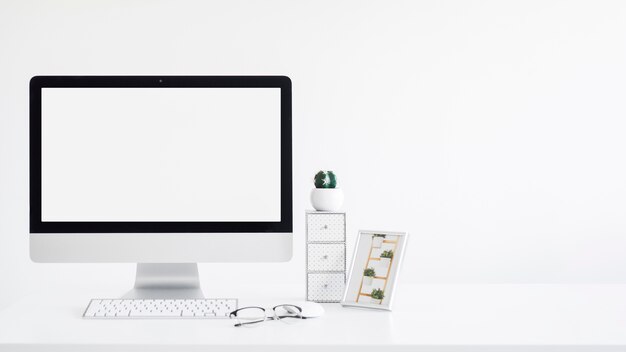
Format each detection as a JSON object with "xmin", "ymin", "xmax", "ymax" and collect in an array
[{"xmin": 229, "ymin": 304, "xmax": 308, "ymax": 327}]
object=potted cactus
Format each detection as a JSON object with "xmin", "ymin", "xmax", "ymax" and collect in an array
[
  {"xmin": 310, "ymin": 170, "xmax": 344, "ymax": 211},
  {"xmin": 363, "ymin": 267, "xmax": 376, "ymax": 286},
  {"xmin": 370, "ymin": 288, "xmax": 384, "ymax": 304},
  {"xmin": 380, "ymin": 250, "xmax": 394, "ymax": 267},
  {"xmin": 372, "ymin": 234, "xmax": 386, "ymax": 248}
]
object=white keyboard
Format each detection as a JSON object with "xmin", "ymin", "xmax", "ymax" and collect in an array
[{"xmin": 83, "ymin": 298, "xmax": 238, "ymax": 319}]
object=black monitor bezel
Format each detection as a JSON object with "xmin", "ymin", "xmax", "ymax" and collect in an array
[{"xmin": 30, "ymin": 75, "xmax": 292, "ymax": 233}]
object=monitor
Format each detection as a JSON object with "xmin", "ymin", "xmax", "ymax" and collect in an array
[{"xmin": 29, "ymin": 76, "xmax": 292, "ymax": 298}]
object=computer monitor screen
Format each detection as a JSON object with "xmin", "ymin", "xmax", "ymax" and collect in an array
[
  {"xmin": 42, "ymin": 87, "xmax": 280, "ymax": 222},
  {"xmin": 30, "ymin": 76, "xmax": 292, "ymax": 234}
]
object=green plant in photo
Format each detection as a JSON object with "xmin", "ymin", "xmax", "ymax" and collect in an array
[
  {"xmin": 363, "ymin": 267, "xmax": 376, "ymax": 277},
  {"xmin": 314, "ymin": 170, "xmax": 337, "ymax": 189},
  {"xmin": 371, "ymin": 288, "xmax": 384, "ymax": 300},
  {"xmin": 380, "ymin": 250, "xmax": 394, "ymax": 258}
]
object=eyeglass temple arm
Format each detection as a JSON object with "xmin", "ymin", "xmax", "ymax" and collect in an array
[
  {"xmin": 274, "ymin": 315, "xmax": 308, "ymax": 319},
  {"xmin": 233, "ymin": 316, "xmax": 307, "ymax": 327},
  {"xmin": 234, "ymin": 319, "xmax": 266, "ymax": 327}
]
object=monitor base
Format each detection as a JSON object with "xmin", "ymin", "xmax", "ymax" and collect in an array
[{"xmin": 123, "ymin": 263, "xmax": 205, "ymax": 299}]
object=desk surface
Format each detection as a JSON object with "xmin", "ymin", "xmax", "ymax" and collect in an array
[{"xmin": 1, "ymin": 284, "xmax": 625, "ymax": 352}]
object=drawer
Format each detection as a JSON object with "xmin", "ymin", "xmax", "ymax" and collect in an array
[
  {"xmin": 307, "ymin": 273, "xmax": 345, "ymax": 302},
  {"xmin": 307, "ymin": 243, "xmax": 345, "ymax": 272},
  {"xmin": 307, "ymin": 213, "xmax": 345, "ymax": 242}
]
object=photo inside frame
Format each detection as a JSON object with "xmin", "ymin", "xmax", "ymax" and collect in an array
[{"xmin": 343, "ymin": 231, "xmax": 406, "ymax": 308}]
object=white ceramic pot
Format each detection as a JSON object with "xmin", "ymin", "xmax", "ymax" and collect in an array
[
  {"xmin": 372, "ymin": 236, "xmax": 384, "ymax": 248},
  {"xmin": 379, "ymin": 257, "xmax": 391, "ymax": 267},
  {"xmin": 370, "ymin": 298, "xmax": 382, "ymax": 305},
  {"xmin": 310, "ymin": 188, "xmax": 344, "ymax": 211},
  {"xmin": 362, "ymin": 276, "xmax": 373, "ymax": 286}
]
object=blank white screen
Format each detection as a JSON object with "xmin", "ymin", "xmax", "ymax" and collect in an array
[{"xmin": 41, "ymin": 87, "xmax": 281, "ymax": 222}]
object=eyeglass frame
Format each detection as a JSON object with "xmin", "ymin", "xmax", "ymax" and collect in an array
[{"xmin": 229, "ymin": 304, "xmax": 309, "ymax": 327}]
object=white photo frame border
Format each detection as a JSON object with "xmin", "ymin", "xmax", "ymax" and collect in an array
[{"xmin": 341, "ymin": 229, "xmax": 409, "ymax": 311}]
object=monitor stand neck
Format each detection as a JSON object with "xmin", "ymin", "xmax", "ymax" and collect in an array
[{"xmin": 123, "ymin": 263, "xmax": 205, "ymax": 299}]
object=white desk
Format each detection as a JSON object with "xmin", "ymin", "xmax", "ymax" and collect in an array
[{"xmin": 1, "ymin": 284, "xmax": 625, "ymax": 352}]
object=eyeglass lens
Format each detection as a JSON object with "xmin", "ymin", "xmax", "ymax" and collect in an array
[
  {"xmin": 273, "ymin": 304, "xmax": 303, "ymax": 324},
  {"xmin": 234, "ymin": 307, "xmax": 266, "ymax": 327}
]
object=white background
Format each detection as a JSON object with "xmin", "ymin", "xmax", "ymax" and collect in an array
[
  {"xmin": 1, "ymin": 0, "xmax": 626, "ymax": 308},
  {"xmin": 42, "ymin": 88, "xmax": 281, "ymax": 222}
]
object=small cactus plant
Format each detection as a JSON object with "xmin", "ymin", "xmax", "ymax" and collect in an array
[
  {"xmin": 310, "ymin": 170, "xmax": 343, "ymax": 211},
  {"xmin": 380, "ymin": 250, "xmax": 394, "ymax": 258},
  {"xmin": 363, "ymin": 267, "xmax": 376, "ymax": 277},
  {"xmin": 314, "ymin": 170, "xmax": 337, "ymax": 189},
  {"xmin": 371, "ymin": 288, "xmax": 384, "ymax": 300}
]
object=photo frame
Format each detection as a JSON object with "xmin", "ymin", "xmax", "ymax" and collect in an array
[{"xmin": 341, "ymin": 230, "xmax": 408, "ymax": 311}]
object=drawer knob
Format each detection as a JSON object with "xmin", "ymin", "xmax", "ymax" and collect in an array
[
  {"xmin": 322, "ymin": 225, "xmax": 328, "ymax": 230},
  {"xmin": 323, "ymin": 284, "xmax": 328, "ymax": 289},
  {"xmin": 322, "ymin": 255, "xmax": 328, "ymax": 260}
]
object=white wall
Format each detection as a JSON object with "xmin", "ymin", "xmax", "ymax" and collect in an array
[{"xmin": 1, "ymin": 0, "xmax": 626, "ymax": 306}]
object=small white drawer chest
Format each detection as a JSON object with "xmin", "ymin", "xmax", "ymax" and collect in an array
[{"xmin": 305, "ymin": 211, "xmax": 346, "ymax": 302}]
